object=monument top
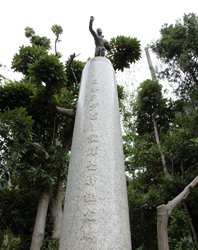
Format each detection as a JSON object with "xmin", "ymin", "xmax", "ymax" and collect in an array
[
  {"xmin": 89, "ymin": 16, "xmax": 111, "ymax": 57},
  {"xmin": 88, "ymin": 56, "xmax": 113, "ymax": 67}
]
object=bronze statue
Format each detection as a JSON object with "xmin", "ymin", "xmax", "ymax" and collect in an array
[{"xmin": 89, "ymin": 16, "xmax": 110, "ymax": 57}]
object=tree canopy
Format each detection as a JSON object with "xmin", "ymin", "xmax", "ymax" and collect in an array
[
  {"xmin": 123, "ymin": 12, "xmax": 198, "ymax": 250},
  {"xmin": 107, "ymin": 35, "xmax": 141, "ymax": 71},
  {"xmin": 150, "ymin": 13, "xmax": 198, "ymax": 99}
]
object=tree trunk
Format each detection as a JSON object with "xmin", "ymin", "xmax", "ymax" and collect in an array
[
  {"xmin": 157, "ymin": 176, "xmax": 198, "ymax": 250},
  {"xmin": 50, "ymin": 126, "xmax": 74, "ymax": 238},
  {"xmin": 30, "ymin": 188, "xmax": 50, "ymax": 250},
  {"xmin": 50, "ymin": 179, "xmax": 63, "ymax": 238},
  {"xmin": 157, "ymin": 205, "xmax": 169, "ymax": 250},
  {"xmin": 183, "ymin": 201, "xmax": 198, "ymax": 243},
  {"xmin": 152, "ymin": 115, "xmax": 171, "ymax": 178}
]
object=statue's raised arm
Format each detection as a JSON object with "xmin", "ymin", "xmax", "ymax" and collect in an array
[
  {"xmin": 89, "ymin": 16, "xmax": 97, "ymax": 39},
  {"xmin": 89, "ymin": 16, "xmax": 110, "ymax": 57}
]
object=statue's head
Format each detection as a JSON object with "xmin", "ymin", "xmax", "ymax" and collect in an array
[{"xmin": 97, "ymin": 28, "xmax": 102, "ymax": 36}]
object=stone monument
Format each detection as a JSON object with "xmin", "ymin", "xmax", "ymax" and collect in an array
[{"xmin": 59, "ymin": 17, "xmax": 132, "ymax": 250}]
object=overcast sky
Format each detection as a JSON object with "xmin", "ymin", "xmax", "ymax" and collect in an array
[{"xmin": 1, "ymin": 0, "xmax": 197, "ymax": 87}]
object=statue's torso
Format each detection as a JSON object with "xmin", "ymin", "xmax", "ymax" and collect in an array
[{"xmin": 95, "ymin": 35, "xmax": 106, "ymax": 47}]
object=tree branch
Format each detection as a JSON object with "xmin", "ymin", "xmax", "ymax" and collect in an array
[
  {"xmin": 170, "ymin": 155, "xmax": 174, "ymax": 178},
  {"xmin": 55, "ymin": 35, "xmax": 59, "ymax": 57},
  {"xmin": 152, "ymin": 115, "xmax": 171, "ymax": 178},
  {"xmin": 55, "ymin": 106, "xmax": 75, "ymax": 117},
  {"xmin": 183, "ymin": 201, "xmax": 198, "ymax": 243},
  {"xmin": 180, "ymin": 160, "xmax": 184, "ymax": 178},
  {"xmin": 69, "ymin": 53, "xmax": 80, "ymax": 91},
  {"xmin": 157, "ymin": 176, "xmax": 198, "ymax": 250},
  {"xmin": 167, "ymin": 176, "xmax": 198, "ymax": 215},
  {"xmin": 144, "ymin": 170, "xmax": 163, "ymax": 190}
]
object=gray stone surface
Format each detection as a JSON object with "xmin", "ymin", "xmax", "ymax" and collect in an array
[{"xmin": 59, "ymin": 57, "xmax": 132, "ymax": 250}]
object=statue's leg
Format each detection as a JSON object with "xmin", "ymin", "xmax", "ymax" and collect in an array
[
  {"xmin": 98, "ymin": 48, "xmax": 102, "ymax": 56},
  {"xmin": 95, "ymin": 48, "xmax": 99, "ymax": 57},
  {"xmin": 101, "ymin": 48, "xmax": 106, "ymax": 56}
]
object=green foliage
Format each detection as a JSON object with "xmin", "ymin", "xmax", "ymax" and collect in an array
[
  {"xmin": 133, "ymin": 79, "xmax": 173, "ymax": 135},
  {"xmin": 0, "ymin": 107, "xmax": 34, "ymax": 186},
  {"xmin": 124, "ymin": 132, "xmax": 162, "ymax": 175},
  {"xmin": 0, "ymin": 80, "xmax": 34, "ymax": 112},
  {"xmin": 54, "ymin": 86, "xmax": 77, "ymax": 108},
  {"xmin": 0, "ymin": 107, "xmax": 34, "ymax": 139},
  {"xmin": 51, "ymin": 24, "xmax": 64, "ymax": 58},
  {"xmin": 128, "ymin": 178, "xmax": 158, "ymax": 249},
  {"xmin": 25, "ymin": 26, "xmax": 51, "ymax": 50},
  {"xmin": 0, "ymin": 64, "xmax": 6, "ymax": 82},
  {"xmin": 168, "ymin": 203, "xmax": 198, "ymax": 249},
  {"xmin": 135, "ymin": 246, "xmax": 144, "ymax": 250},
  {"xmin": 174, "ymin": 237, "xmax": 197, "ymax": 250},
  {"xmin": 0, "ymin": 24, "xmax": 75, "ymax": 248},
  {"xmin": 31, "ymin": 36, "xmax": 51, "ymax": 50},
  {"xmin": 168, "ymin": 204, "xmax": 191, "ymax": 249},
  {"xmin": 124, "ymin": 67, "xmax": 198, "ymax": 249},
  {"xmin": 0, "ymin": 234, "xmax": 21, "ymax": 250},
  {"xmin": 164, "ymin": 96, "xmax": 198, "ymax": 177},
  {"xmin": 0, "ymin": 189, "xmax": 38, "ymax": 245},
  {"xmin": 127, "ymin": 174, "xmax": 198, "ymax": 249},
  {"xmin": 107, "ymin": 35, "xmax": 141, "ymax": 71},
  {"xmin": 135, "ymin": 79, "xmax": 164, "ymax": 115},
  {"xmin": 150, "ymin": 13, "xmax": 198, "ymax": 98},
  {"xmin": 41, "ymin": 237, "xmax": 59, "ymax": 250},
  {"xmin": 25, "ymin": 27, "xmax": 35, "ymax": 38},
  {"xmin": 12, "ymin": 45, "xmax": 47, "ymax": 76},
  {"xmin": 28, "ymin": 54, "xmax": 67, "ymax": 93},
  {"xmin": 0, "ymin": 74, "xmax": 5, "ymax": 82},
  {"xmin": 51, "ymin": 25, "xmax": 63, "ymax": 38},
  {"xmin": 117, "ymin": 84, "xmax": 128, "ymax": 114},
  {"xmin": 19, "ymin": 145, "xmax": 69, "ymax": 187}
]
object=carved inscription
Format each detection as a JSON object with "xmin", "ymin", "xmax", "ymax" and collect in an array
[
  {"xmin": 88, "ymin": 134, "xmax": 98, "ymax": 142},
  {"xmin": 90, "ymin": 112, "xmax": 98, "ymax": 120},
  {"xmin": 87, "ymin": 145, "xmax": 98, "ymax": 156},
  {"xmin": 84, "ymin": 190, "xmax": 97, "ymax": 202},
  {"xmin": 83, "ymin": 207, "xmax": 96, "ymax": 221},
  {"xmin": 92, "ymin": 79, "xmax": 98, "ymax": 84},
  {"xmin": 85, "ymin": 173, "xmax": 96, "ymax": 186},
  {"xmin": 90, "ymin": 95, "xmax": 97, "ymax": 101},
  {"xmin": 89, "ymin": 102, "xmax": 99, "ymax": 111},
  {"xmin": 86, "ymin": 159, "xmax": 98, "ymax": 171},
  {"xmin": 81, "ymin": 78, "xmax": 100, "ymax": 243},
  {"xmin": 81, "ymin": 226, "xmax": 96, "ymax": 241},
  {"xmin": 90, "ymin": 86, "xmax": 99, "ymax": 93}
]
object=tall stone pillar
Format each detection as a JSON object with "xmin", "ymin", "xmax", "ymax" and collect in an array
[{"xmin": 59, "ymin": 57, "xmax": 132, "ymax": 250}]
